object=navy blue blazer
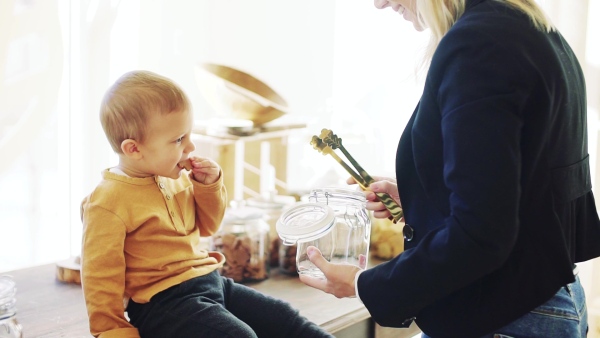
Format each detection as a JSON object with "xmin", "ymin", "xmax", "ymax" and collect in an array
[{"xmin": 357, "ymin": 1, "xmax": 600, "ymax": 337}]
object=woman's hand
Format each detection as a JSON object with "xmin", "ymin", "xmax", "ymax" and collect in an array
[
  {"xmin": 190, "ymin": 156, "xmax": 221, "ymax": 184},
  {"xmin": 347, "ymin": 176, "xmax": 401, "ymax": 220},
  {"xmin": 298, "ymin": 246, "xmax": 362, "ymax": 299}
]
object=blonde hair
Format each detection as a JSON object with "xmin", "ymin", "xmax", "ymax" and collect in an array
[
  {"xmin": 100, "ymin": 70, "xmax": 191, "ymax": 153},
  {"xmin": 417, "ymin": 0, "xmax": 555, "ymax": 69}
]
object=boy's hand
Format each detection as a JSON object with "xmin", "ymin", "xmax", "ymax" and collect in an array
[{"xmin": 188, "ymin": 156, "xmax": 221, "ymax": 184}]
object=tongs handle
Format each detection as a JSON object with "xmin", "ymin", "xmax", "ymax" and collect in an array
[
  {"xmin": 312, "ymin": 130, "xmax": 404, "ymax": 223},
  {"xmin": 373, "ymin": 192, "xmax": 403, "ymax": 223}
]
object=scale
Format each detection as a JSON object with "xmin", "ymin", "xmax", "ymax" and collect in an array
[{"xmin": 194, "ymin": 63, "xmax": 306, "ymax": 201}]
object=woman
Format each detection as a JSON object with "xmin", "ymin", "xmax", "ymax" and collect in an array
[{"xmin": 300, "ymin": 0, "xmax": 600, "ymax": 337}]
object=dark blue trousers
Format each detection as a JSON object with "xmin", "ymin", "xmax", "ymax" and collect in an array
[
  {"xmin": 422, "ymin": 275, "xmax": 588, "ymax": 338},
  {"xmin": 126, "ymin": 270, "xmax": 333, "ymax": 338}
]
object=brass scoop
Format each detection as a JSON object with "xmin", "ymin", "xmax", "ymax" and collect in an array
[{"xmin": 310, "ymin": 129, "xmax": 404, "ymax": 223}]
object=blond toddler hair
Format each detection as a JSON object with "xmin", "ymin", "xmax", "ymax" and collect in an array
[{"xmin": 100, "ymin": 70, "xmax": 191, "ymax": 153}]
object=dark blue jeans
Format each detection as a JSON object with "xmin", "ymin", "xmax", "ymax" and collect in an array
[
  {"xmin": 422, "ymin": 275, "xmax": 588, "ymax": 338},
  {"xmin": 127, "ymin": 271, "xmax": 333, "ymax": 338}
]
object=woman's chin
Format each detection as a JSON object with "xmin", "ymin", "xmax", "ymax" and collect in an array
[
  {"xmin": 413, "ymin": 21, "xmax": 425, "ymax": 31},
  {"xmin": 403, "ymin": 11, "xmax": 424, "ymax": 31}
]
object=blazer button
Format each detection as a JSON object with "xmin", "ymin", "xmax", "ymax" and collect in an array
[{"xmin": 403, "ymin": 224, "xmax": 414, "ymax": 242}]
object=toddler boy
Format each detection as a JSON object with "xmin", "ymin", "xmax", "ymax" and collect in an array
[{"xmin": 81, "ymin": 70, "xmax": 333, "ymax": 338}]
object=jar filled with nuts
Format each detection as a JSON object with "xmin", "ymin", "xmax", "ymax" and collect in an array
[
  {"xmin": 246, "ymin": 194, "xmax": 296, "ymax": 268},
  {"xmin": 211, "ymin": 202, "xmax": 270, "ymax": 283}
]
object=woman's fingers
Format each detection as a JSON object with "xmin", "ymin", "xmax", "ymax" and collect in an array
[
  {"xmin": 346, "ymin": 176, "xmax": 401, "ymax": 219},
  {"xmin": 299, "ymin": 246, "xmax": 360, "ymax": 298},
  {"xmin": 370, "ymin": 175, "xmax": 397, "ymax": 184},
  {"xmin": 346, "ymin": 177, "xmax": 358, "ymax": 185},
  {"xmin": 347, "ymin": 175, "xmax": 397, "ymax": 187},
  {"xmin": 299, "ymin": 247, "xmax": 329, "ymax": 291},
  {"xmin": 307, "ymin": 246, "xmax": 329, "ymax": 273},
  {"xmin": 369, "ymin": 180, "xmax": 401, "ymax": 204}
]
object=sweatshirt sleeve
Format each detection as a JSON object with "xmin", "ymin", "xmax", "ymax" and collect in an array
[
  {"xmin": 190, "ymin": 170, "xmax": 228, "ymax": 237},
  {"xmin": 81, "ymin": 197, "xmax": 141, "ymax": 338}
]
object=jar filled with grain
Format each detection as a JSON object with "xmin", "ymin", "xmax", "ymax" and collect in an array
[{"xmin": 211, "ymin": 202, "xmax": 270, "ymax": 283}]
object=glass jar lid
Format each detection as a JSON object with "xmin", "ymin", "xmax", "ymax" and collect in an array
[{"xmin": 276, "ymin": 203, "xmax": 335, "ymax": 245}]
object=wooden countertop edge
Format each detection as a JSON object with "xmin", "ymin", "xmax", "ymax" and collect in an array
[{"xmin": 320, "ymin": 306, "xmax": 371, "ymax": 333}]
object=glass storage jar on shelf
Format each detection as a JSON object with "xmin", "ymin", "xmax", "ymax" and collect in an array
[
  {"xmin": 276, "ymin": 194, "xmax": 310, "ymax": 275},
  {"xmin": 0, "ymin": 276, "xmax": 22, "ymax": 338},
  {"xmin": 276, "ymin": 187, "xmax": 371, "ymax": 278},
  {"xmin": 278, "ymin": 236, "xmax": 298, "ymax": 275},
  {"xmin": 246, "ymin": 193, "xmax": 296, "ymax": 268},
  {"xmin": 211, "ymin": 202, "xmax": 270, "ymax": 283}
]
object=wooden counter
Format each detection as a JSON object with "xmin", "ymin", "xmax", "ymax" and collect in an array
[
  {"xmin": 7, "ymin": 263, "xmax": 89, "ymax": 338},
  {"xmin": 5, "ymin": 262, "xmax": 419, "ymax": 338}
]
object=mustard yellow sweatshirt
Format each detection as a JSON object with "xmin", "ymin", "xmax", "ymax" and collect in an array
[{"xmin": 81, "ymin": 169, "xmax": 227, "ymax": 338}]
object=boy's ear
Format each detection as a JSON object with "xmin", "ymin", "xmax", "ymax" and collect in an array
[{"xmin": 121, "ymin": 139, "xmax": 143, "ymax": 160}]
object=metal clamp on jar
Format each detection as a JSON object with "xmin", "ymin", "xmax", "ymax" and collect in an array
[{"xmin": 276, "ymin": 187, "xmax": 371, "ymax": 278}]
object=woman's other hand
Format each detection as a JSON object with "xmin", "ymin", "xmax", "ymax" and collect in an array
[{"xmin": 346, "ymin": 176, "xmax": 401, "ymax": 219}]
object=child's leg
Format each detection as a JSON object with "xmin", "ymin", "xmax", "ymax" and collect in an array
[
  {"xmin": 127, "ymin": 271, "xmax": 258, "ymax": 338},
  {"xmin": 222, "ymin": 277, "xmax": 335, "ymax": 338}
]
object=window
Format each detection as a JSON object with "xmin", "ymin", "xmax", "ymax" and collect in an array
[{"xmin": 1, "ymin": 0, "xmax": 424, "ymax": 271}]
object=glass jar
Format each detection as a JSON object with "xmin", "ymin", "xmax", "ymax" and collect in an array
[
  {"xmin": 278, "ymin": 237, "xmax": 298, "ymax": 276},
  {"xmin": 211, "ymin": 203, "xmax": 270, "ymax": 283},
  {"xmin": 276, "ymin": 187, "xmax": 371, "ymax": 278},
  {"xmin": 0, "ymin": 276, "xmax": 22, "ymax": 338},
  {"xmin": 246, "ymin": 194, "xmax": 296, "ymax": 268}
]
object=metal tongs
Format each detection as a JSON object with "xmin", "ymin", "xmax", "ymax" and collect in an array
[{"xmin": 310, "ymin": 129, "xmax": 403, "ymax": 223}]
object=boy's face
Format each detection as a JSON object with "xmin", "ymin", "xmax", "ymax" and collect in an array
[{"xmin": 135, "ymin": 109, "xmax": 196, "ymax": 179}]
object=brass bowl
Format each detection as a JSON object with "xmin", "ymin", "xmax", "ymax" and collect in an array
[{"xmin": 195, "ymin": 63, "xmax": 288, "ymax": 126}]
